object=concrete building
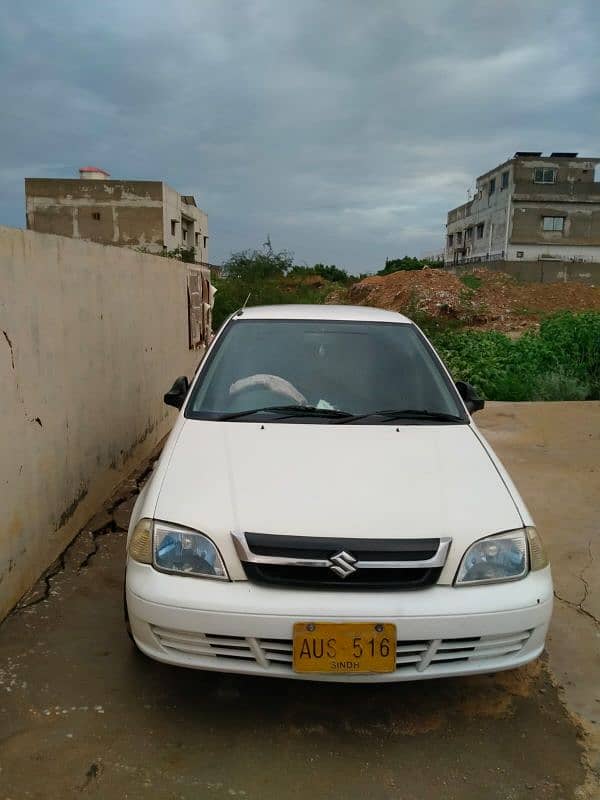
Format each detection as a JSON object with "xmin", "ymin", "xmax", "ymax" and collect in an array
[
  {"xmin": 25, "ymin": 168, "xmax": 209, "ymax": 264},
  {"xmin": 445, "ymin": 152, "xmax": 600, "ymax": 267}
]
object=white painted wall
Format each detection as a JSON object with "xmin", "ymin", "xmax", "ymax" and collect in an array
[
  {"xmin": 0, "ymin": 227, "xmax": 205, "ymax": 620},
  {"xmin": 506, "ymin": 243, "xmax": 600, "ymax": 262}
]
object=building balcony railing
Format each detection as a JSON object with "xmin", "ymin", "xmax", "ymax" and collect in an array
[{"xmin": 444, "ymin": 251, "xmax": 505, "ymax": 266}]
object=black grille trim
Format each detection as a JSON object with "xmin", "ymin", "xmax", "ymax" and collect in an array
[
  {"xmin": 243, "ymin": 563, "xmax": 443, "ymax": 590},
  {"xmin": 245, "ymin": 533, "xmax": 440, "ymax": 562}
]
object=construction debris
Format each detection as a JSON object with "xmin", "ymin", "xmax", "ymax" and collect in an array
[{"xmin": 336, "ymin": 268, "xmax": 600, "ymax": 332}]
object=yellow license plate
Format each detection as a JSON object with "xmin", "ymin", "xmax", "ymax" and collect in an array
[{"xmin": 293, "ymin": 622, "xmax": 396, "ymax": 674}]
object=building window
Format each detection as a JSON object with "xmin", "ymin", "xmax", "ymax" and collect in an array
[
  {"xmin": 456, "ymin": 231, "xmax": 463, "ymax": 243},
  {"xmin": 447, "ymin": 234, "xmax": 453, "ymax": 247},
  {"xmin": 534, "ymin": 168, "xmax": 556, "ymax": 184},
  {"xmin": 182, "ymin": 228, "xmax": 187, "ymax": 242},
  {"xmin": 171, "ymin": 219, "xmax": 177, "ymax": 236},
  {"xmin": 543, "ymin": 216, "xmax": 564, "ymax": 232},
  {"xmin": 195, "ymin": 232, "xmax": 200, "ymax": 246},
  {"xmin": 501, "ymin": 171, "xmax": 509, "ymax": 189},
  {"xmin": 465, "ymin": 227, "xmax": 473, "ymax": 241},
  {"xmin": 203, "ymin": 236, "xmax": 208, "ymax": 249},
  {"xmin": 516, "ymin": 251, "xmax": 524, "ymax": 258},
  {"xmin": 489, "ymin": 178, "xmax": 496, "ymax": 194},
  {"xmin": 476, "ymin": 222, "xmax": 484, "ymax": 239},
  {"xmin": 92, "ymin": 212, "xmax": 101, "ymax": 221}
]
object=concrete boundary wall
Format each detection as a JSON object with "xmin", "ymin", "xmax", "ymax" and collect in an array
[
  {"xmin": 0, "ymin": 227, "xmax": 205, "ymax": 620},
  {"xmin": 449, "ymin": 259, "xmax": 600, "ymax": 285}
]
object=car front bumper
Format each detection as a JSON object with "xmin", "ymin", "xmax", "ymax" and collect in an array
[{"xmin": 126, "ymin": 561, "xmax": 553, "ymax": 682}]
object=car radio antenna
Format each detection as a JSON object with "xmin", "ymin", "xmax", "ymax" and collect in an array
[{"xmin": 242, "ymin": 292, "xmax": 251, "ymax": 309}]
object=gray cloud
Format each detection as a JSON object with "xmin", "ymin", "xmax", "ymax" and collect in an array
[{"xmin": 1, "ymin": 0, "xmax": 599, "ymax": 270}]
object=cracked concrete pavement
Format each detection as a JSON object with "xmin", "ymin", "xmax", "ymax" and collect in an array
[
  {"xmin": 0, "ymin": 403, "xmax": 598, "ymax": 799},
  {"xmin": 16, "ymin": 466, "xmax": 148, "ymax": 610}
]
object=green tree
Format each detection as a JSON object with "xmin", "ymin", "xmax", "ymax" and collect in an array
[
  {"xmin": 212, "ymin": 244, "xmax": 344, "ymax": 329},
  {"xmin": 377, "ymin": 256, "xmax": 432, "ymax": 275},
  {"xmin": 223, "ymin": 247, "xmax": 293, "ymax": 281},
  {"xmin": 213, "ymin": 245, "xmax": 294, "ymax": 329}
]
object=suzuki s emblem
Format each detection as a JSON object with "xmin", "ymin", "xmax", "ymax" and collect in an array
[{"xmin": 329, "ymin": 550, "xmax": 358, "ymax": 578}]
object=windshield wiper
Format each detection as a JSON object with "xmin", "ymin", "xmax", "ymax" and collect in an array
[
  {"xmin": 217, "ymin": 405, "xmax": 354, "ymax": 421},
  {"xmin": 338, "ymin": 409, "xmax": 464, "ymax": 424}
]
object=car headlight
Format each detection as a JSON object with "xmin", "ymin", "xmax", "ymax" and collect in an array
[
  {"xmin": 455, "ymin": 527, "xmax": 543, "ymax": 586},
  {"xmin": 128, "ymin": 519, "xmax": 228, "ymax": 580}
]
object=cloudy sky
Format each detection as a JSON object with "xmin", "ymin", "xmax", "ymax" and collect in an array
[{"xmin": 1, "ymin": 0, "xmax": 599, "ymax": 271}]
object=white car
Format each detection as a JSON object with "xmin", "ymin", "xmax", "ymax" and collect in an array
[{"xmin": 125, "ymin": 304, "xmax": 552, "ymax": 682}]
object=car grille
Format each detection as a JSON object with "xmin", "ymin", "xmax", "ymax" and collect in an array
[
  {"xmin": 151, "ymin": 626, "xmax": 533, "ymax": 674},
  {"xmin": 232, "ymin": 532, "xmax": 451, "ymax": 590},
  {"xmin": 242, "ymin": 564, "xmax": 441, "ymax": 589}
]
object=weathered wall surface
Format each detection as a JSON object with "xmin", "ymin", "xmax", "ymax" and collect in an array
[
  {"xmin": 451, "ymin": 259, "xmax": 600, "ymax": 285},
  {"xmin": 162, "ymin": 184, "xmax": 209, "ymax": 262},
  {"xmin": 25, "ymin": 179, "xmax": 210, "ymax": 265},
  {"xmin": 25, "ymin": 178, "xmax": 165, "ymax": 251},
  {"xmin": 0, "ymin": 226, "xmax": 202, "ymax": 620},
  {"xmin": 505, "ymin": 243, "xmax": 600, "ymax": 263},
  {"xmin": 512, "ymin": 157, "xmax": 599, "ymax": 184},
  {"xmin": 510, "ymin": 201, "xmax": 600, "ymax": 247}
]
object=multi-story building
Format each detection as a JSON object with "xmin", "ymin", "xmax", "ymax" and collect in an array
[
  {"xmin": 445, "ymin": 152, "xmax": 600, "ymax": 266},
  {"xmin": 25, "ymin": 167, "xmax": 209, "ymax": 264}
]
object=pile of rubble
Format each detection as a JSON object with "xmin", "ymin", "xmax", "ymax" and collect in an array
[{"xmin": 339, "ymin": 268, "xmax": 600, "ymax": 332}]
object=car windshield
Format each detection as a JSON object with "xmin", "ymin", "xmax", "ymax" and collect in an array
[{"xmin": 186, "ymin": 318, "xmax": 466, "ymax": 423}]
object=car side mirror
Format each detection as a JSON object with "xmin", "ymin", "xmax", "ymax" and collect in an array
[
  {"xmin": 455, "ymin": 380, "xmax": 485, "ymax": 414},
  {"xmin": 164, "ymin": 376, "xmax": 189, "ymax": 410}
]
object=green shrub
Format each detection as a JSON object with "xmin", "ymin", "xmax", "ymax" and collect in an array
[
  {"xmin": 433, "ymin": 330, "xmax": 525, "ymax": 399},
  {"xmin": 531, "ymin": 372, "xmax": 590, "ymax": 401},
  {"xmin": 537, "ymin": 311, "xmax": 600, "ymax": 389},
  {"xmin": 431, "ymin": 311, "xmax": 600, "ymax": 401},
  {"xmin": 289, "ymin": 263, "xmax": 350, "ymax": 283},
  {"xmin": 378, "ymin": 256, "xmax": 431, "ymax": 275}
]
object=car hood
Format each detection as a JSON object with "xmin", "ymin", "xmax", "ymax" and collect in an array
[{"xmin": 153, "ymin": 420, "xmax": 523, "ymax": 583}]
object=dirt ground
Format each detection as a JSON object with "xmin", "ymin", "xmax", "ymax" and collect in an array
[
  {"xmin": 477, "ymin": 401, "xmax": 600, "ymax": 796},
  {"xmin": 337, "ymin": 268, "xmax": 600, "ymax": 332},
  {"xmin": 0, "ymin": 403, "xmax": 598, "ymax": 799}
]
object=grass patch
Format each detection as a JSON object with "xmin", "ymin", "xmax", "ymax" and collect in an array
[
  {"xmin": 460, "ymin": 273, "xmax": 482, "ymax": 290},
  {"xmin": 511, "ymin": 305, "xmax": 547, "ymax": 322}
]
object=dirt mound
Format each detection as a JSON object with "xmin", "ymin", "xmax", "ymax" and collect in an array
[{"xmin": 341, "ymin": 268, "xmax": 600, "ymax": 331}]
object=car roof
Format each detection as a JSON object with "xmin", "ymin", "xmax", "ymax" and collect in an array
[{"xmin": 233, "ymin": 304, "xmax": 412, "ymax": 324}]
